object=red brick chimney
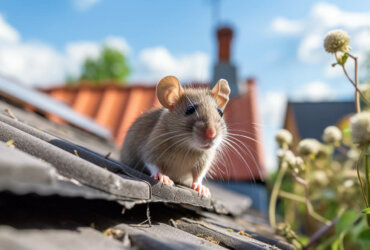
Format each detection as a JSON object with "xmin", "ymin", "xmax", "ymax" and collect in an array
[{"xmin": 217, "ymin": 27, "xmax": 233, "ymax": 62}]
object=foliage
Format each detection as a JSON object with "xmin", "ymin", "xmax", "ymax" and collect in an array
[
  {"xmin": 268, "ymin": 29, "xmax": 370, "ymax": 249},
  {"xmin": 76, "ymin": 46, "xmax": 130, "ymax": 85}
]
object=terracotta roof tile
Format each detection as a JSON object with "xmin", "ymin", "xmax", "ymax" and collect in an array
[
  {"xmin": 94, "ymin": 87, "xmax": 127, "ymax": 131},
  {"xmin": 72, "ymin": 87, "xmax": 102, "ymax": 117}
]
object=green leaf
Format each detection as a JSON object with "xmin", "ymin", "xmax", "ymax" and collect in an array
[
  {"xmin": 78, "ymin": 46, "xmax": 130, "ymax": 85},
  {"xmin": 358, "ymin": 228, "xmax": 370, "ymax": 243},
  {"xmin": 337, "ymin": 53, "xmax": 349, "ymax": 65},
  {"xmin": 297, "ymin": 235, "xmax": 309, "ymax": 245},
  {"xmin": 361, "ymin": 207, "xmax": 370, "ymax": 214},
  {"xmin": 336, "ymin": 210, "xmax": 358, "ymax": 234},
  {"xmin": 331, "ymin": 238, "xmax": 340, "ymax": 250}
]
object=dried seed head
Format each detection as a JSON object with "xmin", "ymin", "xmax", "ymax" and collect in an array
[
  {"xmin": 322, "ymin": 126, "xmax": 342, "ymax": 145},
  {"xmin": 275, "ymin": 129, "xmax": 293, "ymax": 147},
  {"xmin": 284, "ymin": 150, "xmax": 296, "ymax": 167},
  {"xmin": 350, "ymin": 112, "xmax": 370, "ymax": 145},
  {"xmin": 297, "ymin": 138, "xmax": 321, "ymax": 157},
  {"xmin": 324, "ymin": 30, "xmax": 351, "ymax": 53}
]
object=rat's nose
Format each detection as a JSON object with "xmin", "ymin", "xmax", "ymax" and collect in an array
[{"xmin": 205, "ymin": 127, "xmax": 216, "ymax": 139}]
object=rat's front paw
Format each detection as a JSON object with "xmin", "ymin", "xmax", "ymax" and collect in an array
[
  {"xmin": 151, "ymin": 172, "xmax": 174, "ymax": 186},
  {"xmin": 191, "ymin": 182, "xmax": 211, "ymax": 197}
]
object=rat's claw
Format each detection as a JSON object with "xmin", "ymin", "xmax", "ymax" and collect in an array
[
  {"xmin": 191, "ymin": 183, "xmax": 211, "ymax": 197},
  {"xmin": 151, "ymin": 172, "xmax": 174, "ymax": 186}
]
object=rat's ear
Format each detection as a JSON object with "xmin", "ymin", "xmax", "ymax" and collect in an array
[
  {"xmin": 211, "ymin": 79, "xmax": 230, "ymax": 110},
  {"xmin": 157, "ymin": 76, "xmax": 184, "ymax": 111}
]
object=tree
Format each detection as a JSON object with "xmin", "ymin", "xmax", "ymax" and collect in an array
[{"xmin": 79, "ymin": 46, "xmax": 130, "ymax": 85}]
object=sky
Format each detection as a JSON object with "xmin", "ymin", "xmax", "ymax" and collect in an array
[{"xmin": 0, "ymin": 0, "xmax": 370, "ymax": 172}]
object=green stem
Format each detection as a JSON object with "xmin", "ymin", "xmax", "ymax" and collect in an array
[
  {"xmin": 269, "ymin": 162, "xmax": 288, "ymax": 229},
  {"xmin": 347, "ymin": 53, "xmax": 370, "ymax": 109},
  {"xmin": 279, "ymin": 190, "xmax": 331, "ymax": 225},
  {"xmin": 356, "ymin": 149, "xmax": 368, "ymax": 207},
  {"xmin": 365, "ymin": 149, "xmax": 369, "ymax": 202},
  {"xmin": 278, "ymin": 190, "xmax": 306, "ymax": 203},
  {"xmin": 365, "ymin": 146, "xmax": 370, "ymax": 225},
  {"xmin": 292, "ymin": 173, "xmax": 331, "ymax": 225}
]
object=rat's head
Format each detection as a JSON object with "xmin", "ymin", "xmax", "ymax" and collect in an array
[{"xmin": 156, "ymin": 76, "xmax": 230, "ymax": 151}]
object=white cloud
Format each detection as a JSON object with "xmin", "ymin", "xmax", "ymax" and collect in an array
[
  {"xmin": 131, "ymin": 46, "xmax": 210, "ymax": 84},
  {"xmin": 72, "ymin": 0, "xmax": 101, "ymax": 11},
  {"xmin": 272, "ymin": 2, "xmax": 370, "ymax": 70},
  {"xmin": 352, "ymin": 29, "xmax": 370, "ymax": 52},
  {"xmin": 310, "ymin": 2, "xmax": 370, "ymax": 29},
  {"xmin": 0, "ymin": 38, "xmax": 122, "ymax": 87},
  {"xmin": 104, "ymin": 36, "xmax": 131, "ymax": 55},
  {"xmin": 271, "ymin": 17, "xmax": 303, "ymax": 35},
  {"xmin": 64, "ymin": 41, "xmax": 101, "ymax": 78},
  {"xmin": 0, "ymin": 13, "xmax": 208, "ymax": 88},
  {"xmin": 259, "ymin": 91, "xmax": 287, "ymax": 172},
  {"xmin": 0, "ymin": 14, "xmax": 20, "ymax": 43},
  {"xmin": 0, "ymin": 13, "xmax": 134, "ymax": 87},
  {"xmin": 298, "ymin": 34, "xmax": 322, "ymax": 63},
  {"xmin": 260, "ymin": 92, "xmax": 287, "ymax": 128},
  {"xmin": 292, "ymin": 81, "xmax": 335, "ymax": 101}
]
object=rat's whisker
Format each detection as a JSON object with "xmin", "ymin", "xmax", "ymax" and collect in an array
[
  {"xmin": 225, "ymin": 136, "xmax": 264, "ymax": 181},
  {"xmin": 146, "ymin": 133, "xmax": 189, "ymax": 152},
  {"xmin": 154, "ymin": 137, "xmax": 190, "ymax": 166},
  {"xmin": 223, "ymin": 139, "xmax": 256, "ymax": 184},
  {"xmin": 226, "ymin": 132, "xmax": 260, "ymax": 144},
  {"xmin": 145, "ymin": 131, "xmax": 182, "ymax": 146},
  {"xmin": 227, "ymin": 128, "xmax": 259, "ymax": 136},
  {"xmin": 216, "ymin": 143, "xmax": 234, "ymax": 181}
]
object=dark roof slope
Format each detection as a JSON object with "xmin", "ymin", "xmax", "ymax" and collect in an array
[
  {"xmin": 0, "ymin": 97, "xmax": 292, "ymax": 249},
  {"xmin": 288, "ymin": 101, "xmax": 356, "ymax": 140}
]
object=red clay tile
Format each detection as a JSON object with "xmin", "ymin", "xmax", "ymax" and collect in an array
[{"xmin": 72, "ymin": 87, "xmax": 102, "ymax": 117}]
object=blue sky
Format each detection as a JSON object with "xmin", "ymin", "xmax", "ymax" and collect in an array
[{"xmin": 0, "ymin": 0, "xmax": 369, "ymax": 171}]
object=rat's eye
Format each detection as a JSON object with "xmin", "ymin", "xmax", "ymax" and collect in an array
[
  {"xmin": 217, "ymin": 107, "xmax": 224, "ymax": 117},
  {"xmin": 185, "ymin": 104, "xmax": 197, "ymax": 115}
]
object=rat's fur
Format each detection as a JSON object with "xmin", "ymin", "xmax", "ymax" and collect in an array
[{"xmin": 120, "ymin": 77, "xmax": 229, "ymax": 187}]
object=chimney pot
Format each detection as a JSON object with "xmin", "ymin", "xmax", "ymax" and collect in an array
[
  {"xmin": 247, "ymin": 77, "xmax": 256, "ymax": 86},
  {"xmin": 217, "ymin": 26, "xmax": 233, "ymax": 62}
]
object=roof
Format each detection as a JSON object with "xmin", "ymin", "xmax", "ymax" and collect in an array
[
  {"xmin": 0, "ymin": 94, "xmax": 292, "ymax": 249},
  {"xmin": 0, "ymin": 76, "xmax": 111, "ymax": 139},
  {"xmin": 42, "ymin": 79, "xmax": 265, "ymax": 181},
  {"xmin": 284, "ymin": 101, "xmax": 356, "ymax": 141}
]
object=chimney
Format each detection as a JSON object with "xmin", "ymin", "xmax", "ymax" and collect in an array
[
  {"xmin": 212, "ymin": 26, "xmax": 239, "ymax": 96},
  {"xmin": 217, "ymin": 27, "xmax": 233, "ymax": 62}
]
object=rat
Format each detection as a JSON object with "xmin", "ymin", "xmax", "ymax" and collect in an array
[{"xmin": 120, "ymin": 75, "xmax": 230, "ymax": 196}]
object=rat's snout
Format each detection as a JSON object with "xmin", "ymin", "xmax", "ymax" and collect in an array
[
  {"xmin": 205, "ymin": 127, "xmax": 216, "ymax": 139},
  {"xmin": 193, "ymin": 121, "xmax": 221, "ymax": 150}
]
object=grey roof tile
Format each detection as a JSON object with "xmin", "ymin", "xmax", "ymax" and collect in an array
[
  {"xmin": 116, "ymin": 223, "xmax": 225, "ymax": 250},
  {"xmin": 206, "ymin": 181, "xmax": 252, "ymax": 216},
  {"xmin": 0, "ymin": 142, "xmax": 57, "ymax": 185},
  {"xmin": 0, "ymin": 101, "xmax": 119, "ymax": 159},
  {"xmin": 0, "ymin": 120, "xmax": 150, "ymax": 200},
  {"xmin": 175, "ymin": 218, "xmax": 277, "ymax": 249},
  {"xmin": 0, "ymin": 111, "xmax": 213, "ymax": 208},
  {"xmin": 0, "ymin": 95, "xmax": 294, "ymax": 249},
  {"xmin": 0, "ymin": 226, "xmax": 129, "ymax": 250},
  {"xmin": 198, "ymin": 211, "xmax": 294, "ymax": 250}
]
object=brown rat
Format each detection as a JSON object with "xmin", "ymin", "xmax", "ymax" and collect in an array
[{"xmin": 120, "ymin": 75, "xmax": 230, "ymax": 196}]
